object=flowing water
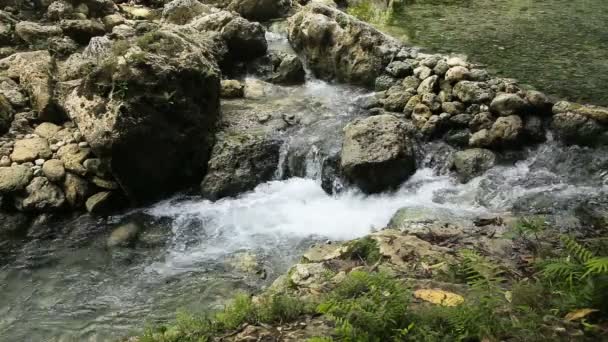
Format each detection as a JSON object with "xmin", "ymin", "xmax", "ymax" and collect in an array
[
  {"xmin": 1, "ymin": 25, "xmax": 608, "ymax": 342},
  {"xmin": 347, "ymin": 0, "xmax": 608, "ymax": 106}
]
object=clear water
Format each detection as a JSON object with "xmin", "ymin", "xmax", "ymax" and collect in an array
[{"xmin": 348, "ymin": 0, "xmax": 608, "ymax": 106}]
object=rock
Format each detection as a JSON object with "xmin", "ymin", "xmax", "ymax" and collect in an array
[
  {"xmin": 469, "ymin": 112, "xmax": 494, "ymax": 132},
  {"xmin": 551, "ymin": 112, "xmax": 605, "ymax": 146},
  {"xmin": 15, "ymin": 176, "xmax": 66, "ymax": 211},
  {"xmin": 201, "ymin": 133, "xmax": 281, "ymax": 199},
  {"xmin": 0, "ymin": 156, "xmax": 10, "ymax": 167},
  {"xmin": 385, "ymin": 60, "xmax": 413, "ymax": 78},
  {"xmin": 228, "ymin": 0, "xmax": 292, "ymax": 21},
  {"xmin": 433, "ymin": 59, "xmax": 449, "ymax": 76},
  {"xmin": 188, "ymin": 10, "xmax": 267, "ymax": 62},
  {"xmin": 162, "ymin": 0, "xmax": 211, "ymax": 25},
  {"xmin": 59, "ymin": 19, "xmax": 106, "ymax": 44},
  {"xmin": 102, "ymin": 14, "xmax": 125, "ymax": 30},
  {"xmin": 524, "ymin": 90, "xmax": 552, "ymax": 115},
  {"xmin": 0, "ymin": 51, "xmax": 63, "ymax": 122},
  {"xmin": 288, "ymin": 3, "xmax": 401, "ymax": 86},
  {"xmin": 289, "ymin": 262, "xmax": 329, "ymax": 289},
  {"xmin": 83, "ymin": 157, "xmax": 109, "ymax": 177},
  {"xmin": 445, "ymin": 66, "xmax": 470, "ymax": 83},
  {"xmin": 523, "ymin": 115, "xmax": 545, "ymax": 142},
  {"xmin": 449, "ymin": 113, "xmax": 473, "ymax": 127},
  {"xmin": 401, "ymin": 76, "xmax": 420, "ymax": 91},
  {"xmin": 42, "ymin": 159, "xmax": 65, "ymax": 182},
  {"xmin": 374, "ymin": 74, "xmax": 398, "ymax": 91},
  {"xmin": 413, "ymin": 65, "xmax": 432, "ymax": 80},
  {"xmin": 341, "ymin": 114, "xmax": 416, "ymax": 193},
  {"xmin": 85, "ymin": 191, "xmax": 118, "ymax": 214},
  {"xmin": 220, "ymin": 79, "xmax": 244, "ymax": 98},
  {"xmin": 453, "ymin": 81, "xmax": 494, "ymax": 104},
  {"xmin": 56, "ymin": 143, "xmax": 90, "ymax": 176},
  {"xmin": 91, "ymin": 176, "xmax": 118, "ymax": 189},
  {"xmin": 0, "ymin": 76, "xmax": 27, "ymax": 108},
  {"xmin": 552, "ymin": 101, "xmax": 608, "ymax": 124},
  {"xmin": 247, "ymin": 51, "xmax": 305, "ymax": 85},
  {"xmin": 47, "ymin": 0, "xmax": 74, "ymax": 21},
  {"xmin": 63, "ymin": 172, "xmax": 89, "ymax": 207},
  {"xmin": 447, "ymin": 56, "xmax": 467, "ymax": 67},
  {"xmin": 441, "ymin": 101, "xmax": 464, "ymax": 115},
  {"xmin": 488, "ymin": 115, "xmax": 524, "ymax": 147},
  {"xmin": 382, "ymin": 86, "xmax": 412, "ymax": 112},
  {"xmin": 453, "ymin": 148, "xmax": 496, "ymax": 183},
  {"xmin": 0, "ymin": 93, "xmax": 12, "ymax": 134},
  {"xmin": 490, "ymin": 93, "xmax": 529, "ymax": 116},
  {"xmin": 444, "ymin": 129, "xmax": 471, "ymax": 147},
  {"xmin": 34, "ymin": 122, "xmax": 62, "ymax": 139},
  {"xmin": 11, "ymin": 138, "xmax": 52, "ymax": 163},
  {"xmin": 107, "ymin": 222, "xmax": 141, "ymax": 247},
  {"xmin": 15, "ymin": 21, "xmax": 63, "ymax": 45},
  {"xmin": 0, "ymin": 165, "xmax": 33, "ymax": 193},
  {"xmin": 48, "ymin": 36, "xmax": 79, "ymax": 57},
  {"xmin": 64, "ymin": 26, "xmax": 221, "ymax": 203},
  {"xmin": 417, "ymin": 75, "xmax": 438, "ymax": 94}
]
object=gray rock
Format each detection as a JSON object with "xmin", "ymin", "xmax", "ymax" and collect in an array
[
  {"xmin": 107, "ymin": 222, "xmax": 141, "ymax": 247},
  {"xmin": 453, "ymin": 81, "xmax": 495, "ymax": 104},
  {"xmin": 490, "ymin": 93, "xmax": 529, "ymax": 116},
  {"xmin": 385, "ymin": 60, "xmax": 413, "ymax": 78},
  {"xmin": 0, "ymin": 165, "xmax": 33, "ymax": 193},
  {"xmin": 47, "ymin": 1, "xmax": 74, "ymax": 21},
  {"xmin": 433, "ymin": 59, "xmax": 449, "ymax": 76},
  {"xmin": 445, "ymin": 66, "xmax": 470, "ymax": 83},
  {"xmin": 383, "ymin": 86, "xmax": 413, "ymax": 112},
  {"xmin": 288, "ymin": 4, "xmax": 401, "ymax": 86},
  {"xmin": 220, "ymin": 80, "xmax": 244, "ymax": 98},
  {"xmin": 15, "ymin": 176, "xmax": 66, "ymax": 211},
  {"xmin": 56, "ymin": 143, "xmax": 90, "ymax": 176},
  {"xmin": 34, "ymin": 122, "xmax": 62, "ymax": 139},
  {"xmin": 63, "ymin": 172, "xmax": 89, "ymax": 208},
  {"xmin": 0, "ymin": 76, "xmax": 27, "ymax": 108},
  {"xmin": 42, "ymin": 159, "xmax": 65, "ymax": 182},
  {"xmin": 162, "ymin": 0, "xmax": 211, "ymax": 25},
  {"xmin": 441, "ymin": 101, "xmax": 464, "ymax": 115},
  {"xmin": 0, "ymin": 94, "xmax": 12, "ymax": 134},
  {"xmin": 524, "ymin": 90, "xmax": 552, "ymax": 115},
  {"xmin": 488, "ymin": 115, "xmax": 524, "ymax": 147},
  {"xmin": 15, "ymin": 21, "xmax": 63, "ymax": 45},
  {"xmin": 85, "ymin": 191, "xmax": 118, "ymax": 215},
  {"xmin": 228, "ymin": 0, "xmax": 292, "ymax": 21},
  {"xmin": 247, "ymin": 51, "xmax": 305, "ymax": 85},
  {"xmin": 414, "ymin": 65, "xmax": 432, "ymax": 80},
  {"xmin": 341, "ymin": 114, "xmax": 416, "ymax": 193},
  {"xmin": 449, "ymin": 113, "xmax": 473, "ymax": 127},
  {"xmin": 417, "ymin": 75, "xmax": 438, "ymax": 94},
  {"xmin": 401, "ymin": 76, "xmax": 420, "ymax": 90},
  {"xmin": 10, "ymin": 138, "xmax": 52, "ymax": 163},
  {"xmin": 374, "ymin": 74, "xmax": 399, "ymax": 91},
  {"xmin": 552, "ymin": 112, "xmax": 605, "ymax": 146},
  {"xmin": 201, "ymin": 133, "xmax": 281, "ymax": 200},
  {"xmin": 59, "ymin": 19, "xmax": 105, "ymax": 45},
  {"xmin": 552, "ymin": 101, "xmax": 608, "ymax": 124},
  {"xmin": 523, "ymin": 115, "xmax": 545, "ymax": 142},
  {"xmin": 453, "ymin": 148, "xmax": 496, "ymax": 183}
]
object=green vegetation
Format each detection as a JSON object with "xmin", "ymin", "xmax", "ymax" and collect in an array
[
  {"xmin": 343, "ymin": 236, "xmax": 382, "ymax": 264},
  {"xmin": 139, "ymin": 293, "xmax": 315, "ymax": 342},
  {"xmin": 140, "ymin": 223, "xmax": 608, "ymax": 342},
  {"xmin": 317, "ymin": 271, "xmax": 413, "ymax": 341}
]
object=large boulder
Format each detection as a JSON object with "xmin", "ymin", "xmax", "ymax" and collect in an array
[
  {"xmin": 201, "ymin": 133, "xmax": 281, "ymax": 199},
  {"xmin": 64, "ymin": 27, "xmax": 221, "ymax": 203},
  {"xmin": 288, "ymin": 4, "xmax": 401, "ymax": 87},
  {"xmin": 187, "ymin": 9, "xmax": 267, "ymax": 62},
  {"xmin": 228, "ymin": 0, "xmax": 293, "ymax": 21},
  {"xmin": 551, "ymin": 101, "xmax": 608, "ymax": 146},
  {"xmin": 452, "ymin": 148, "xmax": 496, "ymax": 183},
  {"xmin": 490, "ymin": 93, "xmax": 529, "ymax": 116},
  {"xmin": 0, "ymin": 51, "xmax": 64, "ymax": 122},
  {"xmin": 10, "ymin": 138, "xmax": 52, "ymax": 163},
  {"xmin": 553, "ymin": 101, "xmax": 608, "ymax": 124},
  {"xmin": 341, "ymin": 114, "xmax": 415, "ymax": 193},
  {"xmin": 59, "ymin": 19, "xmax": 106, "ymax": 45},
  {"xmin": 247, "ymin": 50, "xmax": 305, "ymax": 85},
  {"xmin": 162, "ymin": 0, "xmax": 213, "ymax": 25}
]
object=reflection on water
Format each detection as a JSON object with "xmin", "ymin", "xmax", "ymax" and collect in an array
[{"xmin": 347, "ymin": 0, "xmax": 608, "ymax": 106}]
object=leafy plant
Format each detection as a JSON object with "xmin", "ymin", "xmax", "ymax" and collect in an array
[
  {"xmin": 343, "ymin": 236, "xmax": 382, "ymax": 265},
  {"xmin": 317, "ymin": 270, "xmax": 412, "ymax": 341}
]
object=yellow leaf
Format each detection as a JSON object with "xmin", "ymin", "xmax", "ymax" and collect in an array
[
  {"xmin": 564, "ymin": 308, "xmax": 598, "ymax": 321},
  {"xmin": 414, "ymin": 289, "xmax": 465, "ymax": 307}
]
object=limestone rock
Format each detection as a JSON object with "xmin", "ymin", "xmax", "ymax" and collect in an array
[
  {"xmin": 63, "ymin": 172, "xmax": 90, "ymax": 207},
  {"xmin": 453, "ymin": 148, "xmax": 496, "ymax": 183},
  {"xmin": 57, "ymin": 143, "xmax": 90, "ymax": 176},
  {"xmin": 34, "ymin": 122, "xmax": 62, "ymax": 139},
  {"xmin": 553, "ymin": 101, "xmax": 608, "ymax": 124},
  {"xmin": 64, "ymin": 26, "xmax": 221, "ymax": 203},
  {"xmin": 42, "ymin": 159, "xmax": 65, "ymax": 182},
  {"xmin": 15, "ymin": 21, "xmax": 62, "ymax": 45},
  {"xmin": 0, "ymin": 51, "xmax": 63, "ymax": 122},
  {"xmin": 201, "ymin": 133, "xmax": 281, "ymax": 200},
  {"xmin": 0, "ymin": 76, "xmax": 27, "ymax": 108},
  {"xmin": 385, "ymin": 60, "xmax": 413, "ymax": 78},
  {"xmin": 59, "ymin": 19, "xmax": 105, "ymax": 44},
  {"xmin": 490, "ymin": 93, "xmax": 529, "ymax": 116},
  {"xmin": 247, "ymin": 50, "xmax": 305, "ymax": 85},
  {"xmin": 488, "ymin": 115, "xmax": 524, "ymax": 147},
  {"xmin": 228, "ymin": 0, "xmax": 292, "ymax": 21},
  {"xmin": 15, "ymin": 176, "xmax": 66, "ymax": 211},
  {"xmin": 445, "ymin": 66, "xmax": 469, "ymax": 83},
  {"xmin": 11, "ymin": 138, "xmax": 52, "ymax": 163},
  {"xmin": 341, "ymin": 114, "xmax": 416, "ymax": 193},
  {"xmin": 417, "ymin": 75, "xmax": 438, "ymax": 94},
  {"xmin": 220, "ymin": 79, "xmax": 244, "ymax": 98},
  {"xmin": 0, "ymin": 165, "xmax": 33, "ymax": 193},
  {"xmin": 47, "ymin": 0, "xmax": 74, "ymax": 21},
  {"xmin": 85, "ymin": 191, "xmax": 118, "ymax": 214},
  {"xmin": 453, "ymin": 81, "xmax": 494, "ymax": 104},
  {"xmin": 552, "ymin": 112, "xmax": 605, "ymax": 146},
  {"xmin": 288, "ymin": 3, "xmax": 401, "ymax": 86},
  {"xmin": 162, "ymin": 0, "xmax": 211, "ymax": 25}
]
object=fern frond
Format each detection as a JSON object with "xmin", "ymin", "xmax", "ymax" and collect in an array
[
  {"xmin": 561, "ymin": 235, "xmax": 594, "ymax": 263},
  {"xmin": 583, "ymin": 257, "xmax": 608, "ymax": 278}
]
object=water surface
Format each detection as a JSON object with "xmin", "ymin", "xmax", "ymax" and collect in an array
[{"xmin": 348, "ymin": 0, "xmax": 608, "ymax": 105}]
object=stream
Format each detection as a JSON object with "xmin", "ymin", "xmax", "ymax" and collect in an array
[{"xmin": 1, "ymin": 5, "xmax": 608, "ymax": 342}]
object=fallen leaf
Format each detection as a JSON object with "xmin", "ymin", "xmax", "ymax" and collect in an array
[
  {"xmin": 564, "ymin": 308, "xmax": 598, "ymax": 321},
  {"xmin": 414, "ymin": 289, "xmax": 464, "ymax": 307}
]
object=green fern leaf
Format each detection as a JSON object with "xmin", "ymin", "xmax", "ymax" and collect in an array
[{"xmin": 583, "ymin": 257, "xmax": 608, "ymax": 278}]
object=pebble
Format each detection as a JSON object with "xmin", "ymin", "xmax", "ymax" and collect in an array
[
  {"xmin": 78, "ymin": 141, "xmax": 88, "ymax": 148},
  {"xmin": 0, "ymin": 155, "xmax": 11, "ymax": 167},
  {"xmin": 50, "ymin": 144, "xmax": 59, "ymax": 152},
  {"xmin": 56, "ymin": 141, "xmax": 65, "ymax": 147},
  {"xmin": 34, "ymin": 158, "xmax": 45, "ymax": 166}
]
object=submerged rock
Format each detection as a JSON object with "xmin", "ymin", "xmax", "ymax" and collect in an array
[
  {"xmin": 452, "ymin": 148, "xmax": 496, "ymax": 183},
  {"xmin": 341, "ymin": 114, "xmax": 416, "ymax": 193},
  {"xmin": 107, "ymin": 222, "xmax": 141, "ymax": 247},
  {"xmin": 288, "ymin": 3, "xmax": 401, "ymax": 86}
]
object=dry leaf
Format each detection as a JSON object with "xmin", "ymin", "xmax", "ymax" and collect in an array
[
  {"xmin": 414, "ymin": 288, "xmax": 464, "ymax": 307},
  {"xmin": 564, "ymin": 308, "xmax": 598, "ymax": 321}
]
